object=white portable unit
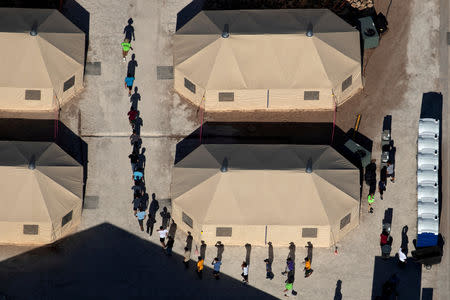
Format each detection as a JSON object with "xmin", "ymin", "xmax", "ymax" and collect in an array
[
  {"xmin": 418, "ymin": 185, "xmax": 438, "ymax": 203},
  {"xmin": 418, "ymin": 201, "xmax": 439, "ymax": 217},
  {"xmin": 418, "ymin": 137, "xmax": 439, "ymax": 155},
  {"xmin": 418, "ymin": 153, "xmax": 439, "ymax": 171},
  {"xmin": 418, "ymin": 216, "xmax": 439, "ymax": 235},
  {"xmin": 417, "ymin": 170, "xmax": 438, "ymax": 186},
  {"xmin": 419, "ymin": 118, "xmax": 439, "ymax": 138}
]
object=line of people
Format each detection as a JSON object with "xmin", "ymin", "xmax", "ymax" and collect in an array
[{"xmin": 121, "ymin": 17, "xmax": 310, "ymax": 297}]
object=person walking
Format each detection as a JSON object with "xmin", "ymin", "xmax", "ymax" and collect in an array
[
  {"xmin": 183, "ymin": 247, "xmax": 191, "ymax": 269},
  {"xmin": 133, "ymin": 169, "xmax": 144, "ymax": 183},
  {"xmin": 212, "ymin": 257, "xmax": 222, "ymax": 280},
  {"xmin": 379, "ymin": 166, "xmax": 387, "ymax": 200},
  {"xmin": 283, "ymin": 279, "xmax": 294, "ymax": 297},
  {"xmin": 130, "ymin": 130, "xmax": 140, "ymax": 146},
  {"xmin": 132, "ymin": 192, "xmax": 143, "ymax": 213},
  {"xmin": 146, "ymin": 214, "xmax": 156, "ymax": 236},
  {"xmin": 128, "ymin": 109, "xmax": 138, "ymax": 128},
  {"xmin": 398, "ymin": 247, "xmax": 407, "ymax": 266},
  {"xmin": 125, "ymin": 73, "xmax": 135, "ymax": 96},
  {"xmin": 368, "ymin": 193, "xmax": 375, "ymax": 213},
  {"xmin": 129, "ymin": 152, "xmax": 139, "ymax": 172},
  {"xmin": 124, "ymin": 18, "xmax": 135, "ymax": 42},
  {"xmin": 166, "ymin": 236, "xmax": 174, "ymax": 256},
  {"xmin": 264, "ymin": 259, "xmax": 274, "ymax": 280},
  {"xmin": 135, "ymin": 207, "xmax": 146, "ymax": 231},
  {"xmin": 157, "ymin": 226, "xmax": 168, "ymax": 248},
  {"xmin": 241, "ymin": 262, "xmax": 249, "ymax": 284},
  {"xmin": 304, "ymin": 257, "xmax": 313, "ymax": 277},
  {"xmin": 160, "ymin": 207, "xmax": 171, "ymax": 229},
  {"xmin": 282, "ymin": 257, "xmax": 294, "ymax": 275},
  {"xmin": 196, "ymin": 256, "xmax": 204, "ymax": 279},
  {"xmin": 387, "ymin": 162, "xmax": 395, "ymax": 183},
  {"xmin": 121, "ymin": 39, "xmax": 133, "ymax": 62}
]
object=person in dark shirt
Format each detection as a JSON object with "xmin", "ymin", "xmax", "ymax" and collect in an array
[
  {"xmin": 128, "ymin": 152, "xmax": 139, "ymax": 172},
  {"xmin": 160, "ymin": 207, "xmax": 171, "ymax": 229}
]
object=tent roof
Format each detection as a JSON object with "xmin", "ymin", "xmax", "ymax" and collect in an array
[
  {"xmin": 174, "ymin": 9, "xmax": 361, "ymax": 90},
  {"xmin": 0, "ymin": 141, "xmax": 83, "ymax": 223},
  {"xmin": 0, "ymin": 8, "xmax": 84, "ymax": 94},
  {"xmin": 172, "ymin": 144, "xmax": 360, "ymax": 226}
]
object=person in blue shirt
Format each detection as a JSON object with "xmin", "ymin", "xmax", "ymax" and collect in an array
[
  {"xmin": 135, "ymin": 208, "xmax": 146, "ymax": 231},
  {"xmin": 212, "ymin": 257, "xmax": 222, "ymax": 280},
  {"xmin": 124, "ymin": 73, "xmax": 135, "ymax": 96}
]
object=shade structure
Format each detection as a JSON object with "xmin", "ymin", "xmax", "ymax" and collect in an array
[
  {"xmin": 0, "ymin": 8, "xmax": 85, "ymax": 112},
  {"xmin": 0, "ymin": 141, "xmax": 83, "ymax": 245},
  {"xmin": 172, "ymin": 144, "xmax": 360, "ymax": 247},
  {"xmin": 174, "ymin": 9, "xmax": 362, "ymax": 111}
]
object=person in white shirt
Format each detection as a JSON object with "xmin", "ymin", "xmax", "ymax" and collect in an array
[
  {"xmin": 398, "ymin": 247, "xmax": 407, "ymax": 266},
  {"xmin": 241, "ymin": 262, "xmax": 249, "ymax": 284},
  {"xmin": 157, "ymin": 226, "xmax": 168, "ymax": 248}
]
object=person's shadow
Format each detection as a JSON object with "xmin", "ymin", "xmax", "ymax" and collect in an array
[
  {"xmin": 215, "ymin": 241, "xmax": 224, "ymax": 261},
  {"xmin": 169, "ymin": 220, "xmax": 177, "ymax": 238},
  {"xmin": 127, "ymin": 54, "xmax": 138, "ymax": 77},
  {"xmin": 288, "ymin": 242, "xmax": 296, "ymax": 261},
  {"xmin": 200, "ymin": 241, "xmax": 207, "ymax": 260},
  {"xmin": 186, "ymin": 232, "xmax": 193, "ymax": 251},
  {"xmin": 124, "ymin": 18, "xmax": 135, "ymax": 41},
  {"xmin": 138, "ymin": 147, "xmax": 146, "ymax": 170},
  {"xmin": 334, "ymin": 279, "xmax": 343, "ymax": 300},
  {"xmin": 134, "ymin": 114, "xmax": 143, "ymax": 135},
  {"xmin": 245, "ymin": 243, "xmax": 251, "ymax": 266},
  {"xmin": 401, "ymin": 225, "xmax": 409, "ymax": 255},
  {"xmin": 130, "ymin": 87, "xmax": 141, "ymax": 110}
]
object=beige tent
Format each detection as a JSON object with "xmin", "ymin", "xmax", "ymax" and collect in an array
[
  {"xmin": 174, "ymin": 9, "xmax": 362, "ymax": 111},
  {"xmin": 0, "ymin": 141, "xmax": 83, "ymax": 245},
  {"xmin": 172, "ymin": 144, "xmax": 360, "ymax": 247},
  {"xmin": 0, "ymin": 8, "xmax": 85, "ymax": 112}
]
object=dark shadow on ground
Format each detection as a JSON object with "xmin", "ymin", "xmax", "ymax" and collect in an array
[
  {"xmin": 0, "ymin": 223, "xmax": 277, "ymax": 299},
  {"xmin": 371, "ymin": 256, "xmax": 421, "ymax": 300},
  {"xmin": 61, "ymin": 0, "xmax": 90, "ymax": 67},
  {"xmin": 0, "ymin": 119, "xmax": 88, "ymax": 201},
  {"xmin": 175, "ymin": 122, "xmax": 368, "ymax": 175},
  {"xmin": 176, "ymin": 0, "xmax": 376, "ymax": 33},
  {"xmin": 334, "ymin": 279, "xmax": 343, "ymax": 300}
]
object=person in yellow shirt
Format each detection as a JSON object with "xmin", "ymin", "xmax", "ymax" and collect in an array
[
  {"xmin": 304, "ymin": 257, "xmax": 314, "ymax": 278},
  {"xmin": 196, "ymin": 256, "xmax": 204, "ymax": 279},
  {"xmin": 121, "ymin": 39, "xmax": 133, "ymax": 62}
]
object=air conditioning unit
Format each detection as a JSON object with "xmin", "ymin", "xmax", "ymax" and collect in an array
[
  {"xmin": 418, "ymin": 185, "xmax": 438, "ymax": 203},
  {"xmin": 419, "ymin": 118, "xmax": 439, "ymax": 138},
  {"xmin": 418, "ymin": 202, "xmax": 439, "ymax": 217},
  {"xmin": 418, "ymin": 153, "xmax": 439, "ymax": 171},
  {"xmin": 417, "ymin": 170, "xmax": 438, "ymax": 186},
  {"xmin": 418, "ymin": 216, "xmax": 439, "ymax": 235},
  {"xmin": 418, "ymin": 137, "xmax": 439, "ymax": 155}
]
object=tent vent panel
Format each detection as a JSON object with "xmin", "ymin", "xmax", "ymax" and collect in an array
[
  {"xmin": 62, "ymin": 210, "xmax": 73, "ymax": 227},
  {"xmin": 302, "ymin": 228, "xmax": 318, "ymax": 238},
  {"xmin": 25, "ymin": 90, "xmax": 41, "ymax": 100},
  {"xmin": 182, "ymin": 212, "xmax": 193, "ymax": 228},
  {"xmin": 342, "ymin": 75, "xmax": 352, "ymax": 92},
  {"xmin": 340, "ymin": 213, "xmax": 351, "ymax": 230},
  {"xmin": 219, "ymin": 92, "xmax": 234, "ymax": 102},
  {"xmin": 216, "ymin": 227, "xmax": 232, "ymax": 237},
  {"xmin": 184, "ymin": 78, "xmax": 196, "ymax": 94},
  {"xmin": 23, "ymin": 224, "xmax": 39, "ymax": 235},
  {"xmin": 63, "ymin": 75, "xmax": 76, "ymax": 92},
  {"xmin": 304, "ymin": 91, "xmax": 319, "ymax": 100}
]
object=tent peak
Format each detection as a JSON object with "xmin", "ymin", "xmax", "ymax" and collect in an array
[
  {"xmin": 221, "ymin": 24, "xmax": 229, "ymax": 38},
  {"xmin": 220, "ymin": 157, "xmax": 228, "ymax": 172},
  {"xmin": 306, "ymin": 23, "xmax": 313, "ymax": 37},
  {"xmin": 28, "ymin": 155, "xmax": 36, "ymax": 170},
  {"xmin": 306, "ymin": 157, "xmax": 313, "ymax": 173},
  {"xmin": 30, "ymin": 21, "xmax": 38, "ymax": 36}
]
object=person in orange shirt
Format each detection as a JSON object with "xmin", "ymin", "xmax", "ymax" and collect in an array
[
  {"xmin": 196, "ymin": 256, "xmax": 204, "ymax": 279},
  {"xmin": 304, "ymin": 257, "xmax": 314, "ymax": 278}
]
